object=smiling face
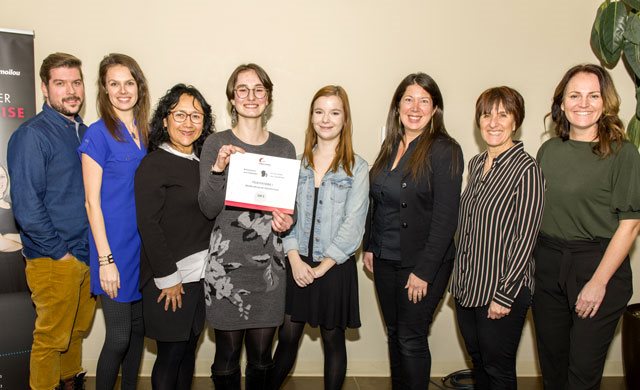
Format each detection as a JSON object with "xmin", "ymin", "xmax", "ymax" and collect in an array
[
  {"xmin": 163, "ymin": 94, "xmax": 204, "ymax": 154},
  {"xmin": 479, "ymin": 102, "xmax": 515, "ymax": 155},
  {"xmin": 561, "ymin": 72, "xmax": 603, "ymax": 139},
  {"xmin": 231, "ymin": 69, "xmax": 268, "ymax": 120},
  {"xmin": 41, "ymin": 66, "xmax": 85, "ymax": 119},
  {"xmin": 311, "ymin": 95, "xmax": 345, "ymax": 143},
  {"xmin": 399, "ymin": 83, "xmax": 436, "ymax": 134},
  {"xmin": 105, "ymin": 64, "xmax": 139, "ymax": 116}
]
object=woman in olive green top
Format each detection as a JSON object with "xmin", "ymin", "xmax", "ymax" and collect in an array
[{"xmin": 533, "ymin": 64, "xmax": 640, "ymax": 390}]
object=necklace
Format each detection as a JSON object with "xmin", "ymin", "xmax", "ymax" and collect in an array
[{"xmin": 130, "ymin": 130, "xmax": 137, "ymax": 140}]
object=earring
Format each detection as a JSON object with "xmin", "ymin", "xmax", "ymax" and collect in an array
[{"xmin": 231, "ymin": 106, "xmax": 238, "ymax": 127}]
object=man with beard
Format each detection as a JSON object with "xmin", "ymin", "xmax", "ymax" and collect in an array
[{"xmin": 8, "ymin": 53, "xmax": 95, "ymax": 390}]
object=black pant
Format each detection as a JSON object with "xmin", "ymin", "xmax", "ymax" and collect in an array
[
  {"xmin": 532, "ymin": 236, "xmax": 632, "ymax": 390},
  {"xmin": 455, "ymin": 288, "xmax": 530, "ymax": 390},
  {"xmin": 373, "ymin": 257, "xmax": 453, "ymax": 390}
]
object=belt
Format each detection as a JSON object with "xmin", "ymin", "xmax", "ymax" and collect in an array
[{"xmin": 536, "ymin": 233, "xmax": 608, "ymax": 309}]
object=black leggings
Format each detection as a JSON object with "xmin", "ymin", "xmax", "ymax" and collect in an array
[
  {"xmin": 211, "ymin": 327, "xmax": 277, "ymax": 375},
  {"xmin": 272, "ymin": 315, "xmax": 347, "ymax": 390},
  {"xmin": 151, "ymin": 330, "xmax": 200, "ymax": 390},
  {"xmin": 96, "ymin": 297, "xmax": 144, "ymax": 390}
]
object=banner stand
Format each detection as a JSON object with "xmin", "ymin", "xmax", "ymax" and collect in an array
[{"xmin": 0, "ymin": 27, "xmax": 35, "ymax": 390}]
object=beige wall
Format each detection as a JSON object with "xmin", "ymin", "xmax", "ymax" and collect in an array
[{"xmin": 3, "ymin": 0, "xmax": 638, "ymax": 377}]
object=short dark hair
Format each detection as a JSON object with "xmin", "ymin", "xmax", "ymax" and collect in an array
[
  {"xmin": 475, "ymin": 86, "xmax": 525, "ymax": 130},
  {"xmin": 148, "ymin": 84, "xmax": 215, "ymax": 157},
  {"xmin": 39, "ymin": 52, "xmax": 82, "ymax": 84}
]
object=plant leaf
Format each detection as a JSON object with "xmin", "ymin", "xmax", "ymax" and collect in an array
[
  {"xmin": 624, "ymin": 13, "xmax": 640, "ymax": 43},
  {"xmin": 592, "ymin": 2, "xmax": 622, "ymax": 66},
  {"xmin": 626, "ymin": 115, "xmax": 640, "ymax": 149},
  {"xmin": 600, "ymin": 1, "xmax": 628, "ymax": 55},
  {"xmin": 623, "ymin": 39, "xmax": 640, "ymax": 77},
  {"xmin": 636, "ymin": 85, "xmax": 640, "ymax": 117},
  {"xmin": 624, "ymin": 0, "xmax": 640, "ymax": 11},
  {"xmin": 591, "ymin": 3, "xmax": 606, "ymax": 56}
]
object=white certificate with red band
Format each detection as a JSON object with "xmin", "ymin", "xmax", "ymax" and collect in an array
[{"xmin": 224, "ymin": 152, "xmax": 301, "ymax": 214}]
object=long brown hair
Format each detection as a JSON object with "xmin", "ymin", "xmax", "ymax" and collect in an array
[
  {"xmin": 549, "ymin": 63, "xmax": 626, "ymax": 158},
  {"xmin": 371, "ymin": 72, "xmax": 459, "ymax": 181},
  {"xmin": 97, "ymin": 53, "xmax": 150, "ymax": 145},
  {"xmin": 302, "ymin": 85, "xmax": 355, "ymax": 176}
]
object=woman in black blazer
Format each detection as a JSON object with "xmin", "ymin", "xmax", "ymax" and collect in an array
[
  {"xmin": 363, "ymin": 72, "xmax": 463, "ymax": 390},
  {"xmin": 135, "ymin": 84, "xmax": 215, "ymax": 389}
]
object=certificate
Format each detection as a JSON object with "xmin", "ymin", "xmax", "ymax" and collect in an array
[{"xmin": 225, "ymin": 152, "xmax": 301, "ymax": 214}]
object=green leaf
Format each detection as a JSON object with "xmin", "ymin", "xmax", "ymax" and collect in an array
[
  {"xmin": 592, "ymin": 2, "xmax": 622, "ymax": 66},
  {"xmin": 624, "ymin": 0, "xmax": 640, "ymax": 11},
  {"xmin": 600, "ymin": 1, "xmax": 628, "ymax": 55},
  {"xmin": 624, "ymin": 14, "xmax": 640, "ymax": 43},
  {"xmin": 636, "ymin": 85, "xmax": 640, "ymax": 117},
  {"xmin": 626, "ymin": 115, "xmax": 640, "ymax": 149},
  {"xmin": 623, "ymin": 39, "xmax": 640, "ymax": 77}
]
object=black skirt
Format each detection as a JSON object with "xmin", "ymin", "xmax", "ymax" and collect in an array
[
  {"xmin": 142, "ymin": 279, "xmax": 205, "ymax": 342},
  {"xmin": 285, "ymin": 254, "xmax": 361, "ymax": 329}
]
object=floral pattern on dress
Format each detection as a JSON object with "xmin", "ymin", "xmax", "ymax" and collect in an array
[{"xmin": 204, "ymin": 211, "xmax": 286, "ymax": 321}]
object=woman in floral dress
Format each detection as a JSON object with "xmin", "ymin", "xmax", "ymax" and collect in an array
[{"xmin": 198, "ymin": 63, "xmax": 295, "ymax": 390}]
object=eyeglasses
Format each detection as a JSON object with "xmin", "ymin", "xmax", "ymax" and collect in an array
[
  {"xmin": 234, "ymin": 85, "xmax": 268, "ymax": 99},
  {"xmin": 170, "ymin": 110, "xmax": 204, "ymax": 124}
]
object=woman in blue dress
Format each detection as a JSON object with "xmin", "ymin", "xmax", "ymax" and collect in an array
[{"xmin": 79, "ymin": 53, "xmax": 150, "ymax": 390}]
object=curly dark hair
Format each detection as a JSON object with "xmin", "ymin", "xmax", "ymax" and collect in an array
[{"xmin": 148, "ymin": 84, "xmax": 215, "ymax": 157}]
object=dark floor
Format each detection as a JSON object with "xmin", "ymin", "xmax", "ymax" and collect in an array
[{"xmin": 85, "ymin": 376, "xmax": 626, "ymax": 389}]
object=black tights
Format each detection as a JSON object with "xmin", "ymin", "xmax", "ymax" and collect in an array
[
  {"xmin": 151, "ymin": 330, "xmax": 200, "ymax": 390},
  {"xmin": 211, "ymin": 327, "xmax": 277, "ymax": 375},
  {"xmin": 272, "ymin": 315, "xmax": 347, "ymax": 390},
  {"xmin": 96, "ymin": 297, "xmax": 144, "ymax": 390}
]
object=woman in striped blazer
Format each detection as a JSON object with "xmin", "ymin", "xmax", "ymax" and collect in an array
[{"xmin": 450, "ymin": 86, "xmax": 545, "ymax": 389}]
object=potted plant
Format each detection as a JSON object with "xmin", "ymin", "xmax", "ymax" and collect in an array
[{"xmin": 591, "ymin": 0, "xmax": 640, "ymax": 148}]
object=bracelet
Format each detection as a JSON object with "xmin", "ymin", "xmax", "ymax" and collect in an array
[{"xmin": 98, "ymin": 254, "xmax": 114, "ymax": 266}]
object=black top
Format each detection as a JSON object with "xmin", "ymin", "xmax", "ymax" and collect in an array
[
  {"xmin": 307, "ymin": 187, "xmax": 320, "ymax": 255},
  {"xmin": 450, "ymin": 142, "xmax": 544, "ymax": 308},
  {"xmin": 368, "ymin": 139, "xmax": 418, "ymax": 260},
  {"xmin": 364, "ymin": 135, "xmax": 464, "ymax": 283},
  {"xmin": 135, "ymin": 149, "xmax": 214, "ymax": 287}
]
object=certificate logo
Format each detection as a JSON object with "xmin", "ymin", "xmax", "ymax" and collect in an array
[{"xmin": 258, "ymin": 157, "xmax": 271, "ymax": 167}]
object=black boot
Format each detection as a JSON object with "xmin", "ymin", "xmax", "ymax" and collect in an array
[
  {"xmin": 72, "ymin": 371, "xmax": 86, "ymax": 390},
  {"xmin": 245, "ymin": 363, "xmax": 274, "ymax": 390},
  {"xmin": 211, "ymin": 368, "xmax": 241, "ymax": 390},
  {"xmin": 59, "ymin": 371, "xmax": 86, "ymax": 390}
]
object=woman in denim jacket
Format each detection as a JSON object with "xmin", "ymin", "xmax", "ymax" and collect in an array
[{"xmin": 272, "ymin": 85, "xmax": 369, "ymax": 390}]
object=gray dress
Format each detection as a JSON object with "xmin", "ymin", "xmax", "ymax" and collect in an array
[{"xmin": 198, "ymin": 129, "xmax": 296, "ymax": 330}]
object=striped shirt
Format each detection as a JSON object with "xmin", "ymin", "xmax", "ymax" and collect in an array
[{"xmin": 450, "ymin": 141, "xmax": 544, "ymax": 308}]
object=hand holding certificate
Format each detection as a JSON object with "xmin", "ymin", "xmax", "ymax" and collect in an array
[{"xmin": 225, "ymin": 152, "xmax": 301, "ymax": 214}]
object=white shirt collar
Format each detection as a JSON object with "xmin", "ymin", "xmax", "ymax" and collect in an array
[{"xmin": 159, "ymin": 143, "xmax": 199, "ymax": 161}]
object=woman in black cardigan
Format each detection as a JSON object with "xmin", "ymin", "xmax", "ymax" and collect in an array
[
  {"xmin": 363, "ymin": 72, "xmax": 463, "ymax": 390},
  {"xmin": 135, "ymin": 84, "xmax": 215, "ymax": 389}
]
